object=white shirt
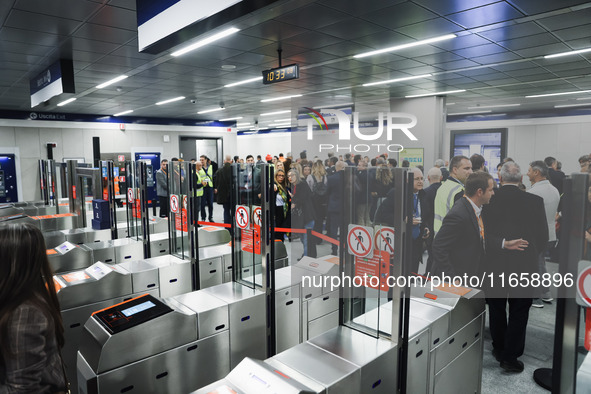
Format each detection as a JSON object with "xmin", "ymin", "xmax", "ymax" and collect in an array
[{"xmin": 527, "ymin": 179, "xmax": 560, "ymax": 241}]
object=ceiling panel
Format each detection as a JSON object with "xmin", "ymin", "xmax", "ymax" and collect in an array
[
  {"xmin": 360, "ymin": 2, "xmax": 439, "ymax": 30},
  {"xmin": 446, "ymin": 2, "xmax": 524, "ymax": 29},
  {"xmin": 395, "ymin": 18, "xmax": 462, "ymax": 40},
  {"xmin": 508, "ymin": 0, "xmax": 588, "ymax": 15}
]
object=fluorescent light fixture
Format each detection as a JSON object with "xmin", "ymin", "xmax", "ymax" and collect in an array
[
  {"xmin": 57, "ymin": 98, "xmax": 76, "ymax": 106},
  {"xmin": 554, "ymin": 103, "xmax": 591, "ymax": 108},
  {"xmin": 270, "ymin": 118, "xmax": 291, "ymax": 122},
  {"xmin": 312, "ymin": 102, "xmax": 354, "ymax": 109},
  {"xmin": 405, "ymin": 89, "xmax": 465, "ymax": 98},
  {"xmin": 260, "ymin": 110, "xmax": 291, "ymax": 116},
  {"xmin": 236, "ymin": 122, "xmax": 251, "ymax": 126},
  {"xmin": 219, "ymin": 116, "xmax": 243, "ymax": 121},
  {"xmin": 156, "ymin": 96, "xmax": 185, "ymax": 105},
  {"xmin": 171, "ymin": 27, "xmax": 240, "ymax": 57},
  {"xmin": 197, "ymin": 107, "xmax": 225, "ymax": 115},
  {"xmin": 224, "ymin": 76, "xmax": 263, "ymax": 88},
  {"xmin": 270, "ymin": 122, "xmax": 291, "ymax": 127},
  {"xmin": 544, "ymin": 47, "xmax": 591, "ymax": 59},
  {"xmin": 467, "ymin": 104, "xmax": 521, "ymax": 109},
  {"xmin": 446, "ymin": 102, "xmax": 456, "ymax": 106},
  {"xmin": 448, "ymin": 110, "xmax": 492, "ymax": 116},
  {"xmin": 576, "ymin": 97, "xmax": 591, "ymax": 101},
  {"xmin": 114, "ymin": 110, "xmax": 133, "ymax": 116},
  {"xmin": 526, "ymin": 90, "xmax": 591, "ymax": 98},
  {"xmin": 363, "ymin": 74, "xmax": 432, "ymax": 87},
  {"xmin": 354, "ymin": 34, "xmax": 456, "ymax": 58},
  {"xmin": 261, "ymin": 94, "xmax": 302, "ymax": 103},
  {"xmin": 96, "ymin": 75, "xmax": 128, "ymax": 89}
]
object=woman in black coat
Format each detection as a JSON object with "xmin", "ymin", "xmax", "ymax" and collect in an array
[{"xmin": 288, "ymin": 168, "xmax": 316, "ymax": 258}]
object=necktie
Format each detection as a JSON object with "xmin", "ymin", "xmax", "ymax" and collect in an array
[{"xmin": 412, "ymin": 194, "xmax": 420, "ymax": 239}]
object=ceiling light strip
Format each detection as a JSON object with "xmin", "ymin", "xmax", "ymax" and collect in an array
[
  {"xmin": 57, "ymin": 98, "xmax": 76, "ymax": 106},
  {"xmin": 448, "ymin": 110, "xmax": 492, "ymax": 116},
  {"xmin": 171, "ymin": 27, "xmax": 240, "ymax": 57},
  {"xmin": 467, "ymin": 104, "xmax": 521, "ymax": 109},
  {"xmin": 219, "ymin": 116, "xmax": 243, "ymax": 121},
  {"xmin": 261, "ymin": 94, "xmax": 302, "ymax": 103},
  {"xmin": 363, "ymin": 74, "xmax": 432, "ymax": 87},
  {"xmin": 156, "ymin": 96, "xmax": 185, "ymax": 105},
  {"xmin": 96, "ymin": 75, "xmax": 128, "ymax": 89},
  {"xmin": 526, "ymin": 90, "xmax": 591, "ymax": 98},
  {"xmin": 544, "ymin": 47, "xmax": 591, "ymax": 59},
  {"xmin": 260, "ymin": 110, "xmax": 291, "ymax": 116},
  {"xmin": 354, "ymin": 34, "xmax": 456, "ymax": 59},
  {"xmin": 554, "ymin": 103, "xmax": 591, "ymax": 108},
  {"xmin": 224, "ymin": 76, "xmax": 263, "ymax": 88},
  {"xmin": 405, "ymin": 89, "xmax": 465, "ymax": 98},
  {"xmin": 198, "ymin": 107, "xmax": 225, "ymax": 114},
  {"xmin": 114, "ymin": 110, "xmax": 133, "ymax": 116}
]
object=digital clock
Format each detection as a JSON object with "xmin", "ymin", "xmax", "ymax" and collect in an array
[{"xmin": 262, "ymin": 64, "xmax": 299, "ymax": 85}]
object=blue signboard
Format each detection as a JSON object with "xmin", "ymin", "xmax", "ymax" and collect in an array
[{"xmin": 0, "ymin": 154, "xmax": 18, "ymax": 203}]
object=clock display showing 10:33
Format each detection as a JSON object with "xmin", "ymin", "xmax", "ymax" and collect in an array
[{"xmin": 262, "ymin": 64, "xmax": 299, "ymax": 84}]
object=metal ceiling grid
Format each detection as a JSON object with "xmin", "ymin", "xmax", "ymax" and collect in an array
[{"xmin": 0, "ymin": 0, "xmax": 590, "ymax": 122}]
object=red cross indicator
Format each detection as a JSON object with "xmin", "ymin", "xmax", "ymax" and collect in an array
[
  {"xmin": 127, "ymin": 187, "xmax": 134, "ymax": 202},
  {"xmin": 170, "ymin": 194, "xmax": 180, "ymax": 214},
  {"xmin": 235, "ymin": 205, "xmax": 250, "ymax": 229},
  {"xmin": 253, "ymin": 206, "xmax": 262, "ymax": 227},
  {"xmin": 374, "ymin": 226, "xmax": 395, "ymax": 255},
  {"xmin": 347, "ymin": 225, "xmax": 373, "ymax": 257},
  {"xmin": 576, "ymin": 262, "xmax": 591, "ymax": 307}
]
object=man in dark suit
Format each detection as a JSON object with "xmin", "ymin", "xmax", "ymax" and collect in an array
[
  {"xmin": 482, "ymin": 161, "xmax": 548, "ymax": 373},
  {"xmin": 432, "ymin": 172, "xmax": 527, "ymax": 278},
  {"xmin": 326, "ymin": 161, "xmax": 346, "ymax": 255},
  {"xmin": 409, "ymin": 167, "xmax": 429, "ymax": 274}
]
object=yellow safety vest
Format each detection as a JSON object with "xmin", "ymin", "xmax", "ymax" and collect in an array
[
  {"xmin": 202, "ymin": 165, "xmax": 213, "ymax": 187},
  {"xmin": 433, "ymin": 178, "xmax": 464, "ymax": 234},
  {"xmin": 196, "ymin": 169, "xmax": 205, "ymax": 197}
]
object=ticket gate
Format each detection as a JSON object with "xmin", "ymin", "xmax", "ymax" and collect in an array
[
  {"xmin": 197, "ymin": 325, "xmax": 398, "ymax": 394},
  {"xmin": 47, "ymin": 238, "xmax": 144, "ymax": 273},
  {"xmin": 43, "ymin": 228, "xmax": 112, "ymax": 248},
  {"xmin": 351, "ymin": 284, "xmax": 486, "ymax": 394},
  {"xmin": 56, "ymin": 256, "xmax": 192, "ymax": 392},
  {"xmin": 77, "ymin": 282, "xmax": 266, "ymax": 394}
]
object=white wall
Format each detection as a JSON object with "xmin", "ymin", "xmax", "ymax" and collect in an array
[
  {"xmin": 237, "ymin": 132, "xmax": 291, "ymax": 159},
  {"xmin": 445, "ymin": 114, "xmax": 591, "ymax": 177},
  {"xmin": 0, "ymin": 119, "xmax": 236, "ymax": 201}
]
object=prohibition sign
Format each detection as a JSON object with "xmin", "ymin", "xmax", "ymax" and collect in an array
[
  {"xmin": 253, "ymin": 207, "xmax": 262, "ymax": 227},
  {"xmin": 170, "ymin": 194, "xmax": 180, "ymax": 214},
  {"xmin": 374, "ymin": 227, "xmax": 395, "ymax": 254},
  {"xmin": 348, "ymin": 225, "xmax": 373, "ymax": 257},
  {"xmin": 182, "ymin": 195, "xmax": 188, "ymax": 210},
  {"xmin": 577, "ymin": 265, "xmax": 591, "ymax": 307},
  {"xmin": 127, "ymin": 187, "xmax": 134, "ymax": 201},
  {"xmin": 236, "ymin": 205, "xmax": 249, "ymax": 229}
]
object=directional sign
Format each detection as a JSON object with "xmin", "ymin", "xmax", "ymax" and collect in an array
[
  {"xmin": 576, "ymin": 261, "xmax": 591, "ymax": 307},
  {"xmin": 374, "ymin": 226, "xmax": 395, "ymax": 255},
  {"xmin": 236, "ymin": 205, "xmax": 249, "ymax": 229},
  {"xmin": 253, "ymin": 206, "xmax": 262, "ymax": 227},
  {"xmin": 127, "ymin": 187, "xmax": 134, "ymax": 201},
  {"xmin": 347, "ymin": 225, "xmax": 373, "ymax": 257},
  {"xmin": 170, "ymin": 194, "xmax": 180, "ymax": 214}
]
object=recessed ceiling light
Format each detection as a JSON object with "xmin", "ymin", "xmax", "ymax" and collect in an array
[
  {"xmin": 156, "ymin": 96, "xmax": 185, "ymax": 105},
  {"xmin": 576, "ymin": 97, "xmax": 591, "ymax": 101},
  {"xmin": 312, "ymin": 102, "xmax": 354, "ymax": 109},
  {"xmin": 221, "ymin": 64, "xmax": 237, "ymax": 70},
  {"xmin": 260, "ymin": 110, "xmax": 291, "ymax": 116},
  {"xmin": 236, "ymin": 122, "xmax": 251, "ymax": 126},
  {"xmin": 354, "ymin": 34, "xmax": 456, "ymax": 59},
  {"xmin": 114, "ymin": 110, "xmax": 133, "ymax": 116},
  {"xmin": 224, "ymin": 76, "xmax": 263, "ymax": 88},
  {"xmin": 448, "ymin": 110, "xmax": 492, "ymax": 116},
  {"xmin": 544, "ymin": 47, "xmax": 591, "ymax": 59},
  {"xmin": 57, "ymin": 98, "xmax": 76, "ymax": 106},
  {"xmin": 261, "ymin": 94, "xmax": 302, "ymax": 103},
  {"xmin": 446, "ymin": 102, "xmax": 456, "ymax": 106},
  {"xmin": 467, "ymin": 103, "xmax": 521, "ymax": 109},
  {"xmin": 198, "ymin": 107, "xmax": 225, "ymax": 114},
  {"xmin": 269, "ymin": 118, "xmax": 291, "ymax": 123},
  {"xmin": 405, "ymin": 89, "xmax": 465, "ymax": 98},
  {"xmin": 219, "ymin": 116, "xmax": 243, "ymax": 121},
  {"xmin": 526, "ymin": 90, "xmax": 591, "ymax": 98},
  {"xmin": 554, "ymin": 103, "xmax": 591, "ymax": 108},
  {"xmin": 363, "ymin": 74, "xmax": 432, "ymax": 87},
  {"xmin": 96, "ymin": 75, "xmax": 128, "ymax": 89},
  {"xmin": 171, "ymin": 27, "xmax": 240, "ymax": 57}
]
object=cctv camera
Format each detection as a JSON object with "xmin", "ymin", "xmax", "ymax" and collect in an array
[{"xmin": 190, "ymin": 99, "xmax": 196, "ymax": 104}]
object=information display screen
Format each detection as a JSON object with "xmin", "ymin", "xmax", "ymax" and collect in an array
[
  {"xmin": 122, "ymin": 300, "xmax": 156, "ymax": 317},
  {"xmin": 262, "ymin": 64, "xmax": 299, "ymax": 85}
]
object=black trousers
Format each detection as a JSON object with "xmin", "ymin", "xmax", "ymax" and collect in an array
[
  {"xmin": 158, "ymin": 196, "xmax": 169, "ymax": 217},
  {"xmin": 487, "ymin": 297, "xmax": 532, "ymax": 361}
]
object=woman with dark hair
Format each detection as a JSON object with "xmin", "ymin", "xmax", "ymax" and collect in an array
[
  {"xmin": 0, "ymin": 223, "xmax": 67, "ymax": 393},
  {"xmin": 273, "ymin": 169, "xmax": 291, "ymax": 241},
  {"xmin": 288, "ymin": 169, "xmax": 316, "ymax": 258}
]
